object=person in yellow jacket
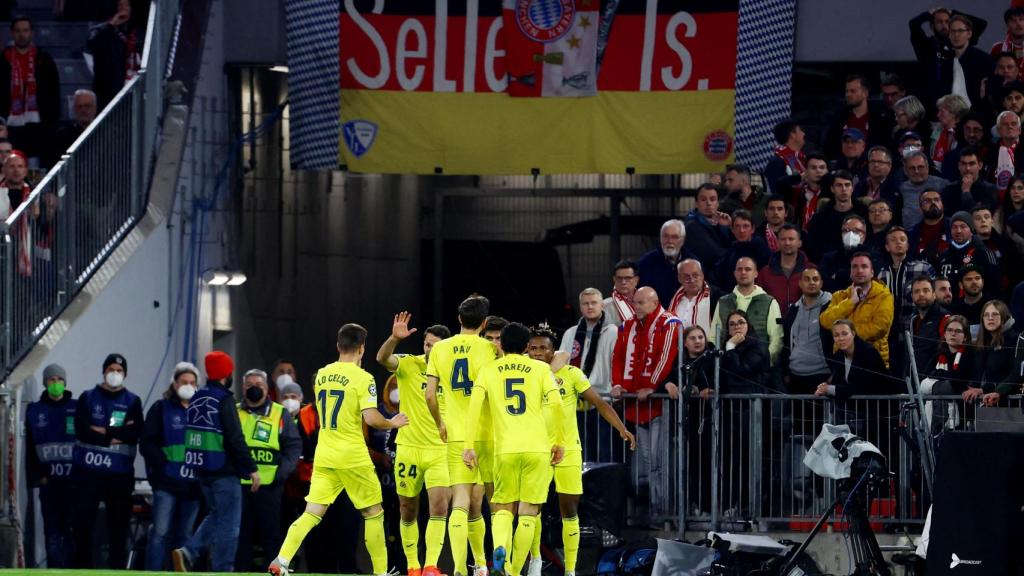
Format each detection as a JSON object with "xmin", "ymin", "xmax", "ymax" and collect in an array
[
  {"xmin": 234, "ymin": 369, "xmax": 301, "ymax": 571},
  {"xmin": 819, "ymin": 253, "xmax": 895, "ymax": 367}
]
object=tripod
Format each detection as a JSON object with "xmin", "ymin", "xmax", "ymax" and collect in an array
[{"xmin": 778, "ymin": 454, "xmax": 891, "ymax": 576}]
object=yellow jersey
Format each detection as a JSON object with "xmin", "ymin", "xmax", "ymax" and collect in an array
[
  {"xmin": 469, "ymin": 353, "xmax": 561, "ymax": 455},
  {"xmin": 393, "ymin": 354, "xmax": 444, "ymax": 448},
  {"xmin": 425, "ymin": 334, "xmax": 497, "ymax": 442},
  {"xmin": 311, "ymin": 361, "xmax": 377, "ymax": 469},
  {"xmin": 546, "ymin": 365, "xmax": 591, "ymax": 452}
]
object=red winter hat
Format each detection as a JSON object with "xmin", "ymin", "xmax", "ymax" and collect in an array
[{"xmin": 204, "ymin": 351, "xmax": 234, "ymax": 381}]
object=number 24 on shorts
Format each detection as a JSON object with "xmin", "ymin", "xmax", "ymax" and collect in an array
[{"xmin": 397, "ymin": 462, "xmax": 418, "ymax": 478}]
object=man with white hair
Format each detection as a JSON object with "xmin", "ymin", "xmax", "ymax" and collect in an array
[
  {"xmin": 637, "ymin": 218, "xmax": 692, "ymax": 307},
  {"xmin": 559, "ymin": 287, "xmax": 619, "ymax": 462},
  {"xmin": 986, "ymin": 110, "xmax": 1024, "ymax": 197},
  {"xmin": 900, "ymin": 150, "xmax": 949, "ymax": 227},
  {"xmin": 668, "ymin": 258, "xmax": 722, "ymax": 334},
  {"xmin": 46, "ymin": 89, "xmax": 97, "ymax": 168}
]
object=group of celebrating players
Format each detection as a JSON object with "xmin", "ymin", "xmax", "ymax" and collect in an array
[{"xmin": 267, "ymin": 295, "xmax": 636, "ymax": 576}]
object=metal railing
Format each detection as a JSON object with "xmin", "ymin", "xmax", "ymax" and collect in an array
[
  {"xmin": 581, "ymin": 391, "xmax": 1022, "ymax": 536},
  {"xmin": 0, "ymin": 1, "xmax": 179, "ymax": 376}
]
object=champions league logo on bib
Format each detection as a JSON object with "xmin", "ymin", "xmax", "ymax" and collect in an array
[
  {"xmin": 343, "ymin": 120, "xmax": 378, "ymax": 159},
  {"xmin": 516, "ymin": 0, "xmax": 576, "ymax": 43}
]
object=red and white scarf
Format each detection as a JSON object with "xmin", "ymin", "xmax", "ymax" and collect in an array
[
  {"xmin": 119, "ymin": 27, "xmax": 140, "ymax": 81},
  {"xmin": 4, "ymin": 47, "xmax": 40, "ymax": 126},
  {"xmin": 611, "ymin": 290, "xmax": 635, "ymax": 323},
  {"xmin": 763, "ymin": 225, "xmax": 780, "ymax": 252},
  {"xmin": 1, "ymin": 180, "xmax": 33, "ymax": 276},
  {"xmin": 774, "ymin": 144, "xmax": 805, "ymax": 176},
  {"xmin": 800, "ymin": 184, "xmax": 821, "ymax": 230},
  {"xmin": 932, "ymin": 128, "xmax": 955, "ymax": 169},
  {"xmin": 668, "ymin": 283, "xmax": 713, "ymax": 330},
  {"xmin": 935, "ymin": 349, "xmax": 963, "ymax": 372}
]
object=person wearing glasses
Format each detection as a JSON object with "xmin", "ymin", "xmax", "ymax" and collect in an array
[
  {"xmin": 962, "ymin": 300, "xmax": 1024, "ymax": 407},
  {"xmin": 603, "ymin": 259, "xmax": 640, "ymax": 327}
]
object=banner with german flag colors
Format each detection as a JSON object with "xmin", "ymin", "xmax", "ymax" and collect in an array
[{"xmin": 339, "ymin": 0, "xmax": 738, "ymax": 175}]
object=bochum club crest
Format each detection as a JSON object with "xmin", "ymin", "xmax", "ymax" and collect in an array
[
  {"xmin": 516, "ymin": 0, "xmax": 576, "ymax": 43},
  {"xmin": 343, "ymin": 120, "xmax": 378, "ymax": 159}
]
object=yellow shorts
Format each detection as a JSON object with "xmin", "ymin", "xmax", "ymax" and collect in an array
[
  {"xmin": 475, "ymin": 440, "xmax": 494, "ymax": 484},
  {"xmin": 306, "ymin": 464, "xmax": 382, "ymax": 510},
  {"xmin": 492, "ymin": 452, "xmax": 552, "ymax": 505},
  {"xmin": 553, "ymin": 450, "xmax": 583, "ymax": 495},
  {"xmin": 395, "ymin": 445, "xmax": 450, "ymax": 498},
  {"xmin": 447, "ymin": 442, "xmax": 481, "ymax": 486}
]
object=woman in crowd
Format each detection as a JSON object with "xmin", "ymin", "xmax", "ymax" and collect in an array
[
  {"xmin": 140, "ymin": 362, "xmax": 202, "ymax": 571},
  {"xmin": 717, "ymin": 310, "xmax": 770, "ymax": 518},
  {"xmin": 926, "ymin": 315, "xmax": 974, "ymax": 394},
  {"xmin": 892, "ymin": 95, "xmax": 932, "ymax": 155},
  {"xmin": 1000, "ymin": 175, "xmax": 1024, "ymax": 242},
  {"xmin": 816, "ymin": 320, "xmax": 891, "ymax": 401},
  {"xmin": 680, "ymin": 325, "xmax": 716, "ymax": 515},
  {"xmin": 922, "ymin": 315, "xmax": 973, "ymax": 432},
  {"xmin": 960, "ymin": 300, "xmax": 1023, "ymax": 406},
  {"xmin": 720, "ymin": 310, "xmax": 770, "ymax": 393},
  {"xmin": 930, "ymin": 94, "xmax": 969, "ymax": 171},
  {"xmin": 682, "ymin": 325, "xmax": 717, "ymax": 398}
]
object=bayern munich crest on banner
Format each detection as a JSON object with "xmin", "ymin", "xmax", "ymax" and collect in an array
[{"xmin": 516, "ymin": 0, "xmax": 576, "ymax": 43}]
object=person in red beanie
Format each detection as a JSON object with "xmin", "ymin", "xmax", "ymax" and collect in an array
[{"xmin": 172, "ymin": 351, "xmax": 259, "ymax": 573}]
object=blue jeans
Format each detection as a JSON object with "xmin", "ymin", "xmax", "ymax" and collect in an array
[
  {"xmin": 182, "ymin": 475, "xmax": 242, "ymax": 572},
  {"xmin": 146, "ymin": 489, "xmax": 200, "ymax": 570}
]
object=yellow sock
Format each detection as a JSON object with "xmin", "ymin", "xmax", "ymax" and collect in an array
[
  {"xmin": 511, "ymin": 515, "xmax": 538, "ymax": 576},
  {"xmin": 364, "ymin": 511, "xmax": 388, "ymax": 575},
  {"xmin": 491, "ymin": 510, "xmax": 514, "ymax": 564},
  {"xmin": 562, "ymin": 516, "xmax": 580, "ymax": 572},
  {"xmin": 449, "ymin": 507, "xmax": 469, "ymax": 576},
  {"xmin": 425, "ymin": 516, "xmax": 447, "ymax": 567},
  {"xmin": 278, "ymin": 511, "xmax": 322, "ymax": 565},
  {"xmin": 468, "ymin": 515, "xmax": 487, "ymax": 567},
  {"xmin": 400, "ymin": 519, "xmax": 421, "ymax": 569},
  {"xmin": 530, "ymin": 516, "xmax": 542, "ymax": 557}
]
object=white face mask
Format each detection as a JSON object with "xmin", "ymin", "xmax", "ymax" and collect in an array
[
  {"xmin": 176, "ymin": 384, "xmax": 196, "ymax": 401},
  {"xmin": 389, "ymin": 389, "xmax": 400, "ymax": 405},
  {"xmin": 105, "ymin": 371, "xmax": 124, "ymax": 389},
  {"xmin": 282, "ymin": 398, "xmax": 301, "ymax": 414},
  {"xmin": 842, "ymin": 231, "xmax": 862, "ymax": 249},
  {"xmin": 275, "ymin": 374, "xmax": 294, "ymax": 389}
]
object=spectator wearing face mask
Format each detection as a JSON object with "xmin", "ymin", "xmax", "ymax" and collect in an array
[
  {"xmin": 140, "ymin": 361, "xmax": 202, "ymax": 570},
  {"xmin": 71, "ymin": 353, "xmax": 143, "ymax": 568},
  {"xmin": 24, "ymin": 363, "xmax": 76, "ymax": 567},
  {"xmin": 234, "ymin": 369, "xmax": 301, "ymax": 572},
  {"xmin": 819, "ymin": 214, "xmax": 871, "ymax": 293}
]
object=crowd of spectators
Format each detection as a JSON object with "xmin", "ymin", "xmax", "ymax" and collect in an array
[
  {"xmin": 0, "ymin": 3, "xmax": 143, "ymax": 223},
  {"xmin": 20, "ymin": 3, "xmax": 1024, "ymax": 571}
]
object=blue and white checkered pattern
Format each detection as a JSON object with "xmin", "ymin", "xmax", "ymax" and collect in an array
[
  {"xmin": 529, "ymin": 0, "xmax": 564, "ymax": 30},
  {"xmin": 734, "ymin": 0, "xmax": 796, "ymax": 171},
  {"xmin": 285, "ymin": 0, "xmax": 339, "ymax": 170}
]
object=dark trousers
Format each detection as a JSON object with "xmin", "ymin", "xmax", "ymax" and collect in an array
[
  {"xmin": 72, "ymin": 473, "xmax": 133, "ymax": 568},
  {"xmin": 38, "ymin": 482, "xmax": 74, "ymax": 567},
  {"xmin": 235, "ymin": 481, "xmax": 283, "ymax": 572},
  {"xmin": 579, "ymin": 408, "xmax": 623, "ymax": 463}
]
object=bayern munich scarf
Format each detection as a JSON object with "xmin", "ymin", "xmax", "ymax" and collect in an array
[
  {"xmin": 774, "ymin": 144, "xmax": 805, "ymax": 176},
  {"xmin": 612, "ymin": 290, "xmax": 635, "ymax": 323},
  {"xmin": 4, "ymin": 47, "xmax": 40, "ymax": 126},
  {"xmin": 669, "ymin": 282, "xmax": 712, "ymax": 329}
]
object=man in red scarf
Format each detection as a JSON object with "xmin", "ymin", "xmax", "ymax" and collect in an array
[
  {"xmin": 610, "ymin": 287, "xmax": 681, "ymax": 517},
  {"xmin": 991, "ymin": 7, "xmax": 1024, "ymax": 81},
  {"xmin": 0, "ymin": 17, "xmax": 60, "ymax": 159}
]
